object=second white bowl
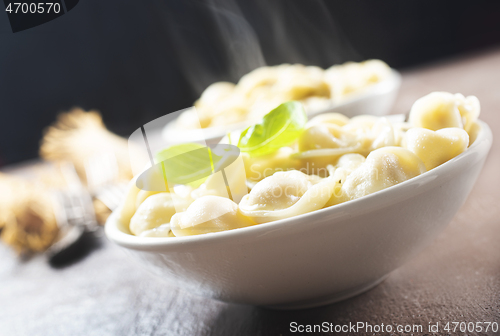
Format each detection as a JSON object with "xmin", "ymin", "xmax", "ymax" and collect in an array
[{"xmin": 162, "ymin": 70, "xmax": 401, "ymax": 144}]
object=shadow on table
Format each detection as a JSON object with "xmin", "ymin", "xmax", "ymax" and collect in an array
[
  {"xmin": 48, "ymin": 230, "xmax": 103, "ymax": 269},
  {"xmin": 205, "ymin": 288, "xmax": 380, "ymax": 336}
]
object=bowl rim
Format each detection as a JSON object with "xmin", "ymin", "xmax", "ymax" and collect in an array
[
  {"xmin": 106, "ymin": 119, "xmax": 492, "ymax": 250},
  {"xmin": 162, "ymin": 69, "xmax": 402, "ymax": 143}
]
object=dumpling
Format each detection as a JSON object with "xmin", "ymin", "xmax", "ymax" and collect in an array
[
  {"xmin": 362, "ymin": 59, "xmax": 392, "ymax": 84},
  {"xmin": 170, "ymin": 195, "xmax": 255, "ymax": 236},
  {"xmin": 454, "ymin": 93, "xmax": 480, "ymax": 134},
  {"xmin": 301, "ymin": 96, "xmax": 332, "ymax": 113},
  {"xmin": 192, "ymin": 82, "xmax": 250, "ymax": 128},
  {"xmin": 324, "ymin": 60, "xmax": 391, "ymax": 101},
  {"xmin": 404, "ymin": 127, "xmax": 469, "ymax": 170},
  {"xmin": 192, "ymin": 155, "xmax": 248, "ymax": 203},
  {"xmin": 369, "ymin": 117, "xmax": 398, "ymax": 150},
  {"xmin": 139, "ymin": 224, "xmax": 175, "ymax": 238},
  {"xmin": 343, "ymin": 116, "xmax": 400, "ymax": 151},
  {"xmin": 409, "ymin": 92, "xmax": 464, "ymax": 131},
  {"xmin": 324, "ymin": 154, "xmax": 366, "ymax": 207},
  {"xmin": 466, "ymin": 121, "xmax": 481, "ymax": 146},
  {"xmin": 339, "ymin": 147, "xmax": 426, "ymax": 201},
  {"xmin": 129, "ymin": 193, "xmax": 192, "ymax": 236},
  {"xmin": 196, "ymin": 82, "xmax": 236, "ymax": 108},
  {"xmin": 324, "ymin": 65, "xmax": 347, "ymax": 100},
  {"xmin": 306, "ymin": 113, "xmax": 350, "ymax": 128},
  {"xmin": 325, "ymin": 62, "xmax": 369, "ymax": 99},
  {"xmin": 274, "ymin": 64, "xmax": 330, "ymax": 101},
  {"xmin": 238, "ymin": 170, "xmax": 337, "ymax": 223},
  {"xmin": 117, "ymin": 176, "xmax": 141, "ymax": 226},
  {"xmin": 295, "ymin": 123, "xmax": 364, "ymax": 172},
  {"xmin": 206, "ymin": 94, "xmax": 249, "ymax": 127},
  {"xmin": 243, "ymin": 147, "xmax": 301, "ymax": 182},
  {"xmin": 298, "ymin": 123, "xmax": 358, "ymax": 152},
  {"xmin": 237, "ymin": 66, "xmax": 279, "ymax": 98},
  {"xmin": 295, "ymin": 116, "xmax": 399, "ymax": 172},
  {"xmin": 135, "ymin": 190, "xmax": 162, "ymax": 208},
  {"xmin": 219, "ymin": 131, "xmax": 299, "ymax": 183},
  {"xmin": 343, "ymin": 114, "xmax": 379, "ymax": 132},
  {"xmin": 329, "ymin": 153, "xmax": 366, "ymax": 175}
]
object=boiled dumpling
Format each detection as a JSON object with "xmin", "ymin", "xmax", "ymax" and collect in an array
[
  {"xmin": 243, "ymin": 147, "xmax": 300, "ymax": 182},
  {"xmin": 117, "ymin": 176, "xmax": 141, "ymax": 226},
  {"xmin": 325, "ymin": 62, "xmax": 367, "ymax": 99},
  {"xmin": 192, "ymin": 82, "xmax": 249, "ymax": 128},
  {"xmin": 330, "ymin": 153, "xmax": 366, "ymax": 175},
  {"xmin": 219, "ymin": 131, "xmax": 300, "ymax": 183},
  {"xmin": 324, "ymin": 154, "xmax": 366, "ymax": 207},
  {"xmin": 466, "ymin": 121, "xmax": 481, "ymax": 145},
  {"xmin": 192, "ymin": 155, "xmax": 248, "ymax": 203},
  {"xmin": 295, "ymin": 123, "xmax": 364, "ymax": 173},
  {"xmin": 344, "ymin": 114, "xmax": 380, "ymax": 131},
  {"xmin": 324, "ymin": 60, "xmax": 391, "ymax": 101},
  {"xmin": 274, "ymin": 64, "xmax": 329, "ymax": 101},
  {"xmin": 295, "ymin": 116, "xmax": 397, "ymax": 171},
  {"xmin": 170, "ymin": 195, "xmax": 255, "ymax": 236},
  {"xmin": 177, "ymin": 107, "xmax": 213, "ymax": 129},
  {"xmin": 206, "ymin": 94, "xmax": 249, "ymax": 127},
  {"xmin": 239, "ymin": 170, "xmax": 337, "ymax": 223},
  {"xmin": 139, "ymin": 224, "xmax": 175, "ymax": 238},
  {"xmin": 241, "ymin": 170, "xmax": 321, "ymax": 211},
  {"xmin": 363, "ymin": 59, "xmax": 392, "ymax": 84},
  {"xmin": 301, "ymin": 96, "xmax": 332, "ymax": 113},
  {"xmin": 298, "ymin": 123, "xmax": 358, "ymax": 152},
  {"xmin": 454, "ymin": 93, "xmax": 480, "ymax": 134},
  {"xmin": 306, "ymin": 112, "xmax": 350, "ymax": 128},
  {"xmin": 339, "ymin": 147, "xmax": 426, "ymax": 201},
  {"xmin": 129, "ymin": 193, "xmax": 192, "ymax": 236},
  {"xmin": 370, "ymin": 117, "xmax": 398, "ymax": 150},
  {"xmin": 237, "ymin": 66, "xmax": 279, "ymax": 98},
  {"xmin": 404, "ymin": 127, "xmax": 469, "ymax": 170},
  {"xmin": 343, "ymin": 115, "xmax": 400, "ymax": 151},
  {"xmin": 196, "ymin": 82, "xmax": 236, "ymax": 108},
  {"xmin": 135, "ymin": 190, "xmax": 162, "ymax": 208},
  {"xmin": 409, "ymin": 92, "xmax": 464, "ymax": 130}
]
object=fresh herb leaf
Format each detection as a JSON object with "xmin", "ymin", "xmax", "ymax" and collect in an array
[
  {"xmin": 237, "ymin": 101, "xmax": 307, "ymax": 156},
  {"xmin": 155, "ymin": 143, "xmax": 212, "ymax": 188},
  {"xmin": 151, "ymin": 143, "xmax": 240, "ymax": 189},
  {"xmin": 155, "ymin": 143, "xmax": 205, "ymax": 163}
]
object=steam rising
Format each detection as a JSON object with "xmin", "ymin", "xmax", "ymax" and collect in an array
[
  {"xmin": 160, "ymin": 0, "xmax": 359, "ymax": 95},
  {"xmin": 207, "ymin": 0, "xmax": 266, "ymax": 80},
  {"xmin": 242, "ymin": 0, "xmax": 359, "ymax": 66}
]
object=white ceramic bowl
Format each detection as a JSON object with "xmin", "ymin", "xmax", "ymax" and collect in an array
[
  {"xmin": 162, "ymin": 70, "xmax": 401, "ymax": 144},
  {"xmin": 308, "ymin": 69, "xmax": 402, "ymax": 118},
  {"xmin": 106, "ymin": 120, "xmax": 491, "ymax": 309}
]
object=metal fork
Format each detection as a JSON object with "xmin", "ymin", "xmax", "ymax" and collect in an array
[
  {"xmin": 46, "ymin": 162, "xmax": 98, "ymax": 265},
  {"xmin": 84, "ymin": 152, "xmax": 127, "ymax": 211}
]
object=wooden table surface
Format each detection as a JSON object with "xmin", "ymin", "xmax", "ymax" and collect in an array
[{"xmin": 1, "ymin": 49, "xmax": 499, "ymax": 336}]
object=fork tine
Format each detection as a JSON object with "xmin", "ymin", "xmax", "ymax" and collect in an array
[
  {"xmin": 56, "ymin": 162, "xmax": 97, "ymax": 228},
  {"xmin": 95, "ymin": 182, "xmax": 128, "ymax": 211},
  {"xmin": 84, "ymin": 153, "xmax": 126, "ymax": 211},
  {"xmin": 85, "ymin": 152, "xmax": 119, "ymax": 192}
]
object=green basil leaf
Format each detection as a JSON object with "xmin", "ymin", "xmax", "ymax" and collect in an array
[
  {"xmin": 155, "ymin": 143, "xmax": 205, "ymax": 163},
  {"xmin": 237, "ymin": 101, "xmax": 307, "ymax": 156},
  {"xmin": 155, "ymin": 143, "xmax": 211, "ymax": 188}
]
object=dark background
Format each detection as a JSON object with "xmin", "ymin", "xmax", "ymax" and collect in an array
[{"xmin": 1, "ymin": 0, "xmax": 500, "ymax": 166}]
